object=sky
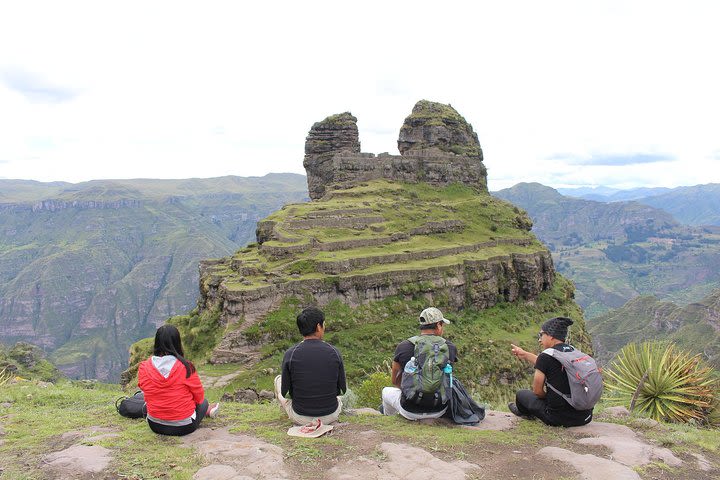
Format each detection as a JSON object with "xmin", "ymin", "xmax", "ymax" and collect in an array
[{"xmin": 1, "ymin": 1, "xmax": 719, "ymax": 191}]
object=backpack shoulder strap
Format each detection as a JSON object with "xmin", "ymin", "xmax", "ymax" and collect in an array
[
  {"xmin": 413, "ymin": 334, "xmax": 446, "ymax": 344},
  {"xmin": 540, "ymin": 347, "xmax": 571, "ymax": 401},
  {"xmin": 545, "ymin": 381, "xmax": 569, "ymax": 400}
]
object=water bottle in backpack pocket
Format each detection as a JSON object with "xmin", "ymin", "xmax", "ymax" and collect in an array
[{"xmin": 404, "ymin": 356, "xmax": 417, "ymax": 374}]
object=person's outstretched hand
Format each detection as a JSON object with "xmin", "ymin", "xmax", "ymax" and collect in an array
[{"xmin": 510, "ymin": 343, "xmax": 527, "ymax": 361}]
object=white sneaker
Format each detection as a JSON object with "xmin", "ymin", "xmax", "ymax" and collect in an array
[{"xmin": 208, "ymin": 402, "xmax": 220, "ymax": 418}]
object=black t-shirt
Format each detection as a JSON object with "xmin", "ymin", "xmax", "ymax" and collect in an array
[
  {"xmin": 281, "ymin": 339, "xmax": 347, "ymax": 417},
  {"xmin": 535, "ymin": 343, "xmax": 593, "ymax": 417},
  {"xmin": 394, "ymin": 335, "xmax": 458, "ymax": 413}
]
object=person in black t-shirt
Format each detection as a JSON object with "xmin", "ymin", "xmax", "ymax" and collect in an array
[
  {"xmin": 381, "ymin": 307, "xmax": 458, "ymax": 420},
  {"xmin": 508, "ymin": 316, "xmax": 593, "ymax": 427},
  {"xmin": 274, "ymin": 307, "xmax": 347, "ymax": 425}
]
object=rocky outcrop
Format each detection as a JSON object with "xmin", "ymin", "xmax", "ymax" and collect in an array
[
  {"xmin": 303, "ymin": 101, "xmax": 488, "ymax": 200},
  {"xmin": 397, "ymin": 100, "xmax": 483, "ymax": 158},
  {"xmin": 303, "ymin": 113, "xmax": 361, "ymax": 201}
]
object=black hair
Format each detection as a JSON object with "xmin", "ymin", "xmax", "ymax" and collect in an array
[
  {"xmin": 420, "ymin": 322, "xmax": 441, "ymax": 331},
  {"xmin": 296, "ymin": 307, "xmax": 324, "ymax": 336},
  {"xmin": 153, "ymin": 324, "xmax": 195, "ymax": 378}
]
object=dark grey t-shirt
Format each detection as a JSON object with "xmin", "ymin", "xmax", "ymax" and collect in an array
[{"xmin": 281, "ymin": 339, "xmax": 347, "ymax": 417}]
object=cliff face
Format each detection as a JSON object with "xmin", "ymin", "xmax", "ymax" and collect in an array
[
  {"xmin": 194, "ymin": 101, "xmax": 558, "ymax": 364},
  {"xmin": 0, "ymin": 175, "xmax": 309, "ymax": 381},
  {"xmin": 303, "ymin": 101, "xmax": 487, "ymax": 200}
]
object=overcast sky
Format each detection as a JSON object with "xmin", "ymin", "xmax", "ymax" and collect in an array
[{"xmin": 1, "ymin": 1, "xmax": 718, "ymax": 190}]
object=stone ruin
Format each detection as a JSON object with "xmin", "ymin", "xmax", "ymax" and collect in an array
[
  {"xmin": 303, "ymin": 100, "xmax": 488, "ymax": 200},
  {"xmin": 194, "ymin": 99, "xmax": 556, "ymax": 364}
]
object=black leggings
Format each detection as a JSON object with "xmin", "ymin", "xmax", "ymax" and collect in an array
[
  {"xmin": 147, "ymin": 399, "xmax": 209, "ymax": 436},
  {"xmin": 515, "ymin": 389, "xmax": 592, "ymax": 427}
]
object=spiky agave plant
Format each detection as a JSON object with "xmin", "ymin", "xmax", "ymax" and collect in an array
[
  {"xmin": 606, "ymin": 341, "xmax": 717, "ymax": 423},
  {"xmin": 0, "ymin": 367, "xmax": 11, "ymax": 387}
]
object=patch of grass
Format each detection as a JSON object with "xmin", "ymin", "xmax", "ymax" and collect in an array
[
  {"xmin": 643, "ymin": 422, "xmax": 720, "ymax": 452},
  {"xmin": 284, "ymin": 443, "xmax": 323, "ymax": 464},
  {"xmin": 0, "ymin": 343, "xmax": 62, "ymax": 383},
  {"xmin": 169, "ymin": 307, "xmax": 224, "ymax": 362},
  {"xmin": 0, "ymin": 380, "xmax": 203, "ymax": 479}
]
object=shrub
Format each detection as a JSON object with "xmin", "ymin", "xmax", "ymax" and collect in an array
[
  {"xmin": 606, "ymin": 341, "xmax": 718, "ymax": 424},
  {"xmin": 355, "ymin": 371, "xmax": 392, "ymax": 408}
]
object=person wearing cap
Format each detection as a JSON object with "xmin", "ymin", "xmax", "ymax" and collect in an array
[
  {"xmin": 508, "ymin": 316, "xmax": 594, "ymax": 427},
  {"xmin": 274, "ymin": 306, "xmax": 347, "ymax": 425},
  {"xmin": 380, "ymin": 307, "xmax": 458, "ymax": 420}
]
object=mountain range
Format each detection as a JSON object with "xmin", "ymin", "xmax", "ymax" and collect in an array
[
  {"xmin": 2, "ymin": 172, "xmax": 719, "ymax": 380},
  {"xmin": 0, "ymin": 174, "xmax": 308, "ymax": 380},
  {"xmin": 493, "ymin": 183, "xmax": 720, "ymax": 318},
  {"xmin": 558, "ymin": 183, "xmax": 720, "ymax": 226},
  {"xmin": 589, "ymin": 289, "xmax": 720, "ymax": 367}
]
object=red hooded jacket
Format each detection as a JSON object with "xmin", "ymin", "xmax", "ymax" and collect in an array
[{"xmin": 138, "ymin": 356, "xmax": 205, "ymax": 421}]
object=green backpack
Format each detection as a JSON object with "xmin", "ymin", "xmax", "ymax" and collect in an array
[{"xmin": 400, "ymin": 335, "xmax": 451, "ymax": 407}]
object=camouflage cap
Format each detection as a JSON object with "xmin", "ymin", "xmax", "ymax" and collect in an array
[{"xmin": 419, "ymin": 307, "xmax": 451, "ymax": 326}]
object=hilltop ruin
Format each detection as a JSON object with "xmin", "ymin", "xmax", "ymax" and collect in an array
[
  {"xmin": 192, "ymin": 100, "xmax": 558, "ymax": 364},
  {"xmin": 303, "ymin": 100, "xmax": 488, "ymax": 200}
]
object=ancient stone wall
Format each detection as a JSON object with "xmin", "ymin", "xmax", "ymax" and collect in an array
[
  {"xmin": 314, "ymin": 238, "xmax": 534, "ymax": 274},
  {"xmin": 201, "ymin": 250, "xmax": 554, "ymax": 356},
  {"xmin": 303, "ymin": 101, "xmax": 488, "ymax": 200}
]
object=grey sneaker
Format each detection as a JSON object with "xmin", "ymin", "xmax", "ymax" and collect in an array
[
  {"xmin": 508, "ymin": 402, "xmax": 523, "ymax": 417},
  {"xmin": 508, "ymin": 402, "xmax": 532, "ymax": 420}
]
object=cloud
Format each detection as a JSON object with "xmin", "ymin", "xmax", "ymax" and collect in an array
[
  {"xmin": 0, "ymin": 68, "xmax": 79, "ymax": 103},
  {"xmin": 554, "ymin": 153, "xmax": 675, "ymax": 166}
]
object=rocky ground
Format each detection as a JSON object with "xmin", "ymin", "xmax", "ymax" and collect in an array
[
  {"xmin": 1, "ymin": 373, "xmax": 718, "ymax": 480},
  {"xmin": 14, "ymin": 405, "xmax": 717, "ymax": 480}
]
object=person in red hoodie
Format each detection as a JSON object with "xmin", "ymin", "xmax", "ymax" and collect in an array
[{"xmin": 138, "ymin": 325, "xmax": 219, "ymax": 436}]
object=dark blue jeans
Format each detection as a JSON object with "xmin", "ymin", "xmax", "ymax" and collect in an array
[{"xmin": 147, "ymin": 399, "xmax": 209, "ymax": 436}]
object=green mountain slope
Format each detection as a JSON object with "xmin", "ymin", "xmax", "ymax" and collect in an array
[
  {"xmin": 590, "ymin": 289, "xmax": 720, "ymax": 367},
  {"xmin": 636, "ymin": 183, "xmax": 720, "ymax": 226},
  {"xmin": 493, "ymin": 183, "xmax": 720, "ymax": 317},
  {"xmin": 0, "ymin": 174, "xmax": 308, "ymax": 381}
]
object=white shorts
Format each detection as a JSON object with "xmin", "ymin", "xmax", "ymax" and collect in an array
[
  {"xmin": 274, "ymin": 375, "xmax": 342, "ymax": 425},
  {"xmin": 381, "ymin": 387, "xmax": 447, "ymax": 420}
]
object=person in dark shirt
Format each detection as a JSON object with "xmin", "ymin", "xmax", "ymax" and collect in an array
[
  {"xmin": 381, "ymin": 307, "xmax": 458, "ymax": 420},
  {"xmin": 274, "ymin": 306, "xmax": 347, "ymax": 425},
  {"xmin": 508, "ymin": 316, "xmax": 593, "ymax": 427}
]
